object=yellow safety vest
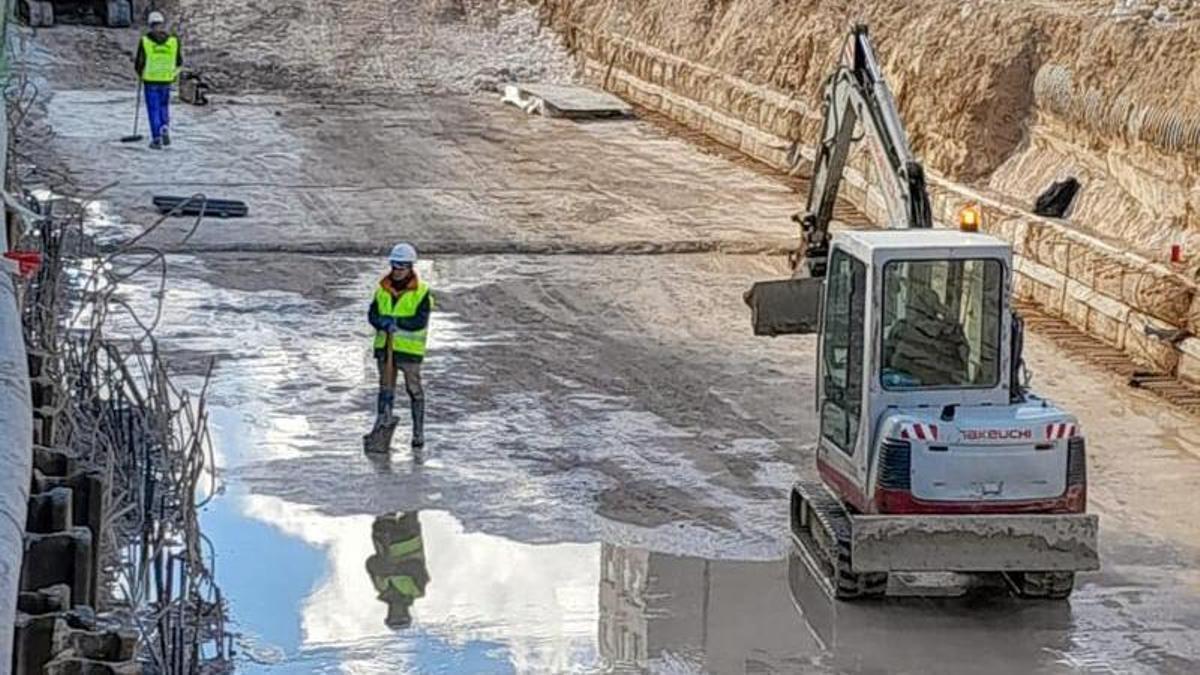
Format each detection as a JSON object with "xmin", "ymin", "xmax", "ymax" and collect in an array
[
  {"xmin": 369, "ymin": 535, "xmax": 426, "ymax": 599},
  {"xmin": 141, "ymin": 35, "xmax": 179, "ymax": 83},
  {"xmin": 372, "ymin": 281, "xmax": 432, "ymax": 357}
]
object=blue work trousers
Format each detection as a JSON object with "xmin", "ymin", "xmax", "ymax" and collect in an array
[{"xmin": 143, "ymin": 83, "xmax": 172, "ymax": 141}]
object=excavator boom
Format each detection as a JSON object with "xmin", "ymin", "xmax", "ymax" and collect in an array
[{"xmin": 797, "ymin": 24, "xmax": 932, "ymax": 278}]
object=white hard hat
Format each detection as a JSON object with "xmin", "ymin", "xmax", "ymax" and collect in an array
[
  {"xmin": 388, "ymin": 243, "xmax": 417, "ymax": 265},
  {"xmin": 147, "ymin": 11, "xmax": 165, "ymax": 25}
]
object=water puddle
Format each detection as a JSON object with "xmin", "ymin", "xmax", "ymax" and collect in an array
[
  {"xmin": 204, "ymin": 496, "xmax": 599, "ymax": 673},
  {"xmin": 203, "ymin": 486, "xmax": 1108, "ymax": 675},
  {"xmin": 109, "ymin": 253, "xmax": 1200, "ymax": 673}
]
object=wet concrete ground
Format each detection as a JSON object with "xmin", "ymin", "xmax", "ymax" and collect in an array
[{"xmin": 15, "ymin": 26, "xmax": 1200, "ymax": 675}]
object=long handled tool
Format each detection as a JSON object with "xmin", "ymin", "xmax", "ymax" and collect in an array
[
  {"xmin": 120, "ymin": 81, "xmax": 145, "ymax": 143},
  {"xmin": 363, "ymin": 330, "xmax": 399, "ymax": 453}
]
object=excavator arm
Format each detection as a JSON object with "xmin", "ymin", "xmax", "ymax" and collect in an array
[
  {"xmin": 798, "ymin": 24, "xmax": 932, "ymax": 278},
  {"xmin": 746, "ymin": 24, "xmax": 932, "ymax": 336}
]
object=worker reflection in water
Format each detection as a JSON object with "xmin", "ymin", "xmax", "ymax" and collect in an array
[
  {"xmin": 885, "ymin": 287, "xmax": 970, "ymax": 385},
  {"xmin": 368, "ymin": 243, "xmax": 434, "ymax": 447},
  {"xmin": 133, "ymin": 11, "xmax": 183, "ymax": 150},
  {"xmin": 366, "ymin": 512, "xmax": 430, "ymax": 629}
]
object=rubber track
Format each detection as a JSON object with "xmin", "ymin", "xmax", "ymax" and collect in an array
[
  {"xmin": 792, "ymin": 480, "xmax": 887, "ymax": 599},
  {"xmin": 1005, "ymin": 571, "xmax": 1075, "ymax": 599}
]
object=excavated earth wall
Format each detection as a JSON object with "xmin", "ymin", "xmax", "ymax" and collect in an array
[{"xmin": 539, "ymin": 0, "xmax": 1200, "ymax": 384}]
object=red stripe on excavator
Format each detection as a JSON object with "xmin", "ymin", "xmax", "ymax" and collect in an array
[
  {"xmin": 875, "ymin": 487, "xmax": 1085, "ymax": 515},
  {"xmin": 816, "ymin": 456, "xmax": 871, "ymax": 513}
]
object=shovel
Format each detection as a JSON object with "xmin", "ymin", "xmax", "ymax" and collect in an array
[
  {"xmin": 120, "ymin": 81, "xmax": 145, "ymax": 143},
  {"xmin": 363, "ymin": 330, "xmax": 399, "ymax": 453}
]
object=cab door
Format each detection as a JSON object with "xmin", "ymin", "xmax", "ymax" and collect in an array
[{"xmin": 816, "ymin": 247, "xmax": 869, "ymax": 486}]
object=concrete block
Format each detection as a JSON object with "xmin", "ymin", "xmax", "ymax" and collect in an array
[
  {"xmin": 1178, "ymin": 338, "xmax": 1200, "ymax": 385},
  {"xmin": 20, "ymin": 527, "xmax": 94, "ymax": 608},
  {"xmin": 1089, "ymin": 310, "xmax": 1127, "ymax": 348},
  {"xmin": 1092, "ymin": 259, "xmax": 1125, "ymax": 300},
  {"xmin": 1124, "ymin": 311, "xmax": 1183, "ymax": 372},
  {"xmin": 1009, "ymin": 219, "xmax": 1033, "ymax": 258},
  {"xmin": 14, "ymin": 613, "xmax": 58, "ymax": 674},
  {"xmin": 1066, "ymin": 244, "xmax": 1096, "ymax": 287},
  {"xmin": 1065, "ymin": 278, "xmax": 1132, "ymax": 351},
  {"xmin": 1013, "ymin": 272, "xmax": 1038, "ymax": 303},
  {"xmin": 33, "ymin": 447, "xmax": 72, "ymax": 478},
  {"xmin": 631, "ymin": 87, "xmax": 661, "ymax": 110},
  {"xmin": 26, "ymin": 487, "xmax": 73, "ymax": 534},
  {"xmin": 17, "ymin": 584, "xmax": 71, "ymax": 615},
  {"xmin": 1015, "ymin": 256, "xmax": 1067, "ymax": 316},
  {"xmin": 51, "ymin": 620, "xmax": 137, "ymax": 663},
  {"xmin": 14, "ymin": 586, "xmax": 107, "ymax": 674},
  {"xmin": 1122, "ymin": 272, "xmax": 1193, "ymax": 325},
  {"xmin": 702, "ymin": 116, "xmax": 741, "ymax": 148},
  {"xmin": 31, "ymin": 472, "xmax": 105, "ymax": 607},
  {"xmin": 1061, "ymin": 293, "xmax": 1091, "ymax": 333}
]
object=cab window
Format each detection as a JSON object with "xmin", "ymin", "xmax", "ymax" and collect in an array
[
  {"xmin": 881, "ymin": 258, "xmax": 1003, "ymax": 389},
  {"xmin": 821, "ymin": 249, "xmax": 866, "ymax": 455}
]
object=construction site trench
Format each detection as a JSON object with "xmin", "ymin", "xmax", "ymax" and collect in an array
[{"xmin": 6, "ymin": 1, "xmax": 1200, "ymax": 673}]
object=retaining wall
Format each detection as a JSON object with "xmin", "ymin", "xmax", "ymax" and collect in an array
[{"xmin": 560, "ymin": 25, "xmax": 1200, "ymax": 382}]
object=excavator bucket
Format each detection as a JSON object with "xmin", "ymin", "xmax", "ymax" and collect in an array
[{"xmin": 744, "ymin": 277, "xmax": 824, "ymax": 336}]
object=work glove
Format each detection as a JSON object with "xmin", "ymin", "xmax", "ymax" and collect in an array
[{"xmin": 379, "ymin": 318, "xmax": 397, "ymax": 332}]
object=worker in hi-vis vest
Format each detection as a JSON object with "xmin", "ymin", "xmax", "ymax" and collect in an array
[
  {"xmin": 133, "ymin": 11, "xmax": 182, "ymax": 149},
  {"xmin": 365, "ymin": 512, "xmax": 430, "ymax": 629},
  {"xmin": 367, "ymin": 243, "xmax": 433, "ymax": 448}
]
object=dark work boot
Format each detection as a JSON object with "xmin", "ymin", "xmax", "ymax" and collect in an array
[
  {"xmin": 377, "ymin": 390, "xmax": 395, "ymax": 426},
  {"xmin": 410, "ymin": 398, "xmax": 425, "ymax": 448}
]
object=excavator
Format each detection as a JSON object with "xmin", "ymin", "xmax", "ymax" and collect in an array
[{"xmin": 745, "ymin": 25, "xmax": 1099, "ymax": 600}]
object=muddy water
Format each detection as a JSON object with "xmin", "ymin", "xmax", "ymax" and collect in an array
[{"xmin": 95, "ymin": 251, "xmax": 1200, "ymax": 674}]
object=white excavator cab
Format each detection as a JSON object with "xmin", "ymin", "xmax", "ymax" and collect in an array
[{"xmin": 814, "ymin": 230, "xmax": 1015, "ymax": 464}]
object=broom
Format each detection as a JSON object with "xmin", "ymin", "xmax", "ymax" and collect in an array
[{"xmin": 120, "ymin": 81, "xmax": 145, "ymax": 143}]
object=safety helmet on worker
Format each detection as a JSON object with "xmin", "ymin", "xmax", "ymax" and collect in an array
[
  {"xmin": 147, "ymin": 11, "xmax": 166, "ymax": 25},
  {"xmin": 389, "ymin": 243, "xmax": 418, "ymax": 266}
]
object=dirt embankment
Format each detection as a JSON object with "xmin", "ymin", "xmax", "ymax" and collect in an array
[
  {"xmin": 539, "ymin": 0, "xmax": 1200, "ymax": 269},
  {"xmin": 160, "ymin": 0, "xmax": 575, "ymax": 96}
]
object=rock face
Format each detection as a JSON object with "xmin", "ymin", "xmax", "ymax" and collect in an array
[
  {"xmin": 163, "ymin": 0, "xmax": 577, "ymax": 96},
  {"xmin": 539, "ymin": 0, "xmax": 1200, "ymax": 270}
]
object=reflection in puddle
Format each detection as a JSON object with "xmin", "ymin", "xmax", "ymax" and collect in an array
[
  {"xmin": 208, "ymin": 488, "xmax": 1089, "ymax": 675},
  {"xmin": 366, "ymin": 513, "xmax": 430, "ymax": 630},
  {"xmin": 205, "ymin": 496, "xmax": 600, "ymax": 673},
  {"xmin": 600, "ymin": 546, "xmax": 1083, "ymax": 675}
]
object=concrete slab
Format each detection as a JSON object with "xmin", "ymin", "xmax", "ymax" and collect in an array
[{"xmin": 503, "ymin": 83, "xmax": 633, "ymax": 118}]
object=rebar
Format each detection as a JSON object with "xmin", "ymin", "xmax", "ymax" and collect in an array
[{"xmin": 9, "ymin": 74, "xmax": 229, "ymax": 672}]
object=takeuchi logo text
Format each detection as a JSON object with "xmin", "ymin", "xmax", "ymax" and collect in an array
[{"xmin": 961, "ymin": 428, "xmax": 1033, "ymax": 441}]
